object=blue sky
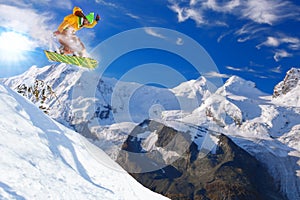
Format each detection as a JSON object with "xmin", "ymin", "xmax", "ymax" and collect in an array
[{"xmin": 0, "ymin": 0, "xmax": 300, "ymax": 93}]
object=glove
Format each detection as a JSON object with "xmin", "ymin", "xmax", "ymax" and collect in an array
[{"xmin": 96, "ymin": 14, "xmax": 100, "ymax": 22}]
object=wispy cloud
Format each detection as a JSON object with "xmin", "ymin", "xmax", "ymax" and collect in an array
[
  {"xmin": 226, "ymin": 66, "xmax": 243, "ymax": 71},
  {"xmin": 274, "ymin": 50, "xmax": 292, "ymax": 62},
  {"xmin": 235, "ymin": 23, "xmax": 269, "ymax": 43},
  {"xmin": 241, "ymin": 0, "xmax": 297, "ymax": 25},
  {"xmin": 168, "ymin": 0, "xmax": 300, "ymax": 56},
  {"xmin": 257, "ymin": 35, "xmax": 300, "ymax": 49},
  {"xmin": 202, "ymin": 0, "xmax": 240, "ymax": 13},
  {"xmin": 144, "ymin": 27, "xmax": 165, "ymax": 39},
  {"xmin": 217, "ymin": 30, "xmax": 233, "ymax": 43},
  {"xmin": 256, "ymin": 35, "xmax": 300, "ymax": 60},
  {"xmin": 95, "ymin": 0, "xmax": 118, "ymax": 8},
  {"xmin": 226, "ymin": 65, "xmax": 257, "ymax": 73},
  {"xmin": 270, "ymin": 65, "xmax": 282, "ymax": 73},
  {"xmin": 169, "ymin": 0, "xmax": 300, "ymax": 26},
  {"xmin": 257, "ymin": 37, "xmax": 280, "ymax": 49},
  {"xmin": 169, "ymin": 3, "xmax": 206, "ymax": 25},
  {"xmin": 126, "ymin": 13, "xmax": 140, "ymax": 19},
  {"xmin": 204, "ymin": 71, "xmax": 230, "ymax": 78}
]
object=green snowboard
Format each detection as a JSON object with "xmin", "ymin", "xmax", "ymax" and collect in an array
[{"xmin": 44, "ymin": 50, "xmax": 98, "ymax": 69}]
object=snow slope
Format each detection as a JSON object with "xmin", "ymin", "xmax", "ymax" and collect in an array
[{"xmin": 0, "ymin": 83, "xmax": 168, "ymax": 200}]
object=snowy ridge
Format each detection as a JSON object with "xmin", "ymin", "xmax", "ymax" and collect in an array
[{"xmin": 0, "ymin": 83, "xmax": 168, "ymax": 200}]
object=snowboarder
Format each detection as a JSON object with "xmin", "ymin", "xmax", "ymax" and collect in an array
[{"xmin": 53, "ymin": 6, "xmax": 100, "ymax": 57}]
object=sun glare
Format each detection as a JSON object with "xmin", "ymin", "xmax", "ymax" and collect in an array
[{"xmin": 0, "ymin": 31, "xmax": 36, "ymax": 64}]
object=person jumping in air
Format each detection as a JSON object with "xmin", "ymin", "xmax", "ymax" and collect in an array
[{"xmin": 54, "ymin": 6, "xmax": 100, "ymax": 57}]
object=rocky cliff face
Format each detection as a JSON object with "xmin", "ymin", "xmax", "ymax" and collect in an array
[
  {"xmin": 117, "ymin": 120, "xmax": 285, "ymax": 200},
  {"xmin": 273, "ymin": 68, "xmax": 300, "ymax": 97}
]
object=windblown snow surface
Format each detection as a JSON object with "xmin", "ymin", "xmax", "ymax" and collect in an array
[{"xmin": 0, "ymin": 83, "xmax": 168, "ymax": 200}]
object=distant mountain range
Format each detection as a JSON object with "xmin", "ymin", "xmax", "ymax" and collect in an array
[{"xmin": 2, "ymin": 64, "xmax": 300, "ymax": 199}]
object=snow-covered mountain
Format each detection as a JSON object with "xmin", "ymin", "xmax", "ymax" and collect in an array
[
  {"xmin": 0, "ymin": 83, "xmax": 168, "ymax": 199},
  {"xmin": 165, "ymin": 74, "xmax": 300, "ymax": 200},
  {"xmin": 2, "ymin": 64, "xmax": 300, "ymax": 199},
  {"xmin": 2, "ymin": 64, "xmax": 211, "ymax": 158}
]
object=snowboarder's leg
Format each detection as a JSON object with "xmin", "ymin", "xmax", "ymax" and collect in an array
[
  {"xmin": 55, "ymin": 29, "xmax": 75, "ymax": 55},
  {"xmin": 55, "ymin": 28, "xmax": 87, "ymax": 57},
  {"xmin": 70, "ymin": 34, "xmax": 87, "ymax": 57}
]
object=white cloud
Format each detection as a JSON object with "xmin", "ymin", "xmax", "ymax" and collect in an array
[
  {"xmin": 237, "ymin": 36, "xmax": 251, "ymax": 43},
  {"xmin": 226, "ymin": 66, "xmax": 243, "ymax": 71},
  {"xmin": 226, "ymin": 65, "xmax": 257, "ymax": 73},
  {"xmin": 189, "ymin": 0, "xmax": 198, "ymax": 6},
  {"xmin": 126, "ymin": 13, "xmax": 140, "ymax": 19},
  {"xmin": 257, "ymin": 35, "xmax": 300, "ymax": 50},
  {"xmin": 0, "ymin": 4, "xmax": 55, "ymax": 49},
  {"xmin": 254, "ymin": 75, "xmax": 269, "ymax": 79},
  {"xmin": 281, "ymin": 37, "xmax": 300, "ymax": 50},
  {"xmin": 217, "ymin": 33, "xmax": 226, "ymax": 43},
  {"xmin": 256, "ymin": 37, "xmax": 280, "ymax": 49},
  {"xmin": 274, "ymin": 50, "xmax": 292, "ymax": 62},
  {"xmin": 263, "ymin": 37, "xmax": 280, "ymax": 47},
  {"xmin": 95, "ymin": 0, "xmax": 118, "ymax": 8},
  {"xmin": 288, "ymin": 43, "xmax": 300, "ymax": 50},
  {"xmin": 203, "ymin": 0, "xmax": 240, "ymax": 13},
  {"xmin": 281, "ymin": 37, "xmax": 300, "ymax": 45},
  {"xmin": 235, "ymin": 23, "xmax": 268, "ymax": 39},
  {"xmin": 169, "ymin": 4, "xmax": 188, "ymax": 23},
  {"xmin": 144, "ymin": 27, "xmax": 165, "ymax": 39},
  {"xmin": 241, "ymin": 0, "xmax": 295, "ymax": 25},
  {"xmin": 169, "ymin": 3, "xmax": 206, "ymax": 25},
  {"xmin": 204, "ymin": 71, "xmax": 230, "ymax": 78},
  {"xmin": 270, "ymin": 65, "xmax": 282, "ymax": 73},
  {"xmin": 169, "ymin": 0, "xmax": 300, "ymax": 26},
  {"xmin": 185, "ymin": 8, "xmax": 206, "ymax": 25}
]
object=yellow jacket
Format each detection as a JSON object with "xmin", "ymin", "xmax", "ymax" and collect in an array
[{"xmin": 57, "ymin": 7, "xmax": 97, "ymax": 33}]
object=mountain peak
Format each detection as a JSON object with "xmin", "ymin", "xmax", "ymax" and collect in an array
[
  {"xmin": 273, "ymin": 67, "xmax": 300, "ymax": 97},
  {"xmin": 224, "ymin": 75, "xmax": 255, "ymax": 88},
  {"xmin": 171, "ymin": 76, "xmax": 212, "ymax": 105},
  {"xmin": 216, "ymin": 75, "xmax": 265, "ymax": 98}
]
